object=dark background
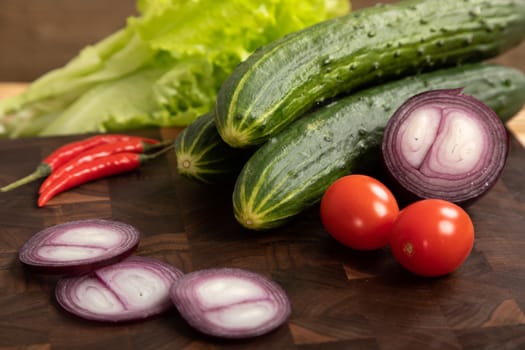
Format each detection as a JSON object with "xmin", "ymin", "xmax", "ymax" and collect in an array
[
  {"xmin": 0, "ymin": 0, "xmax": 523, "ymax": 82},
  {"xmin": 0, "ymin": 0, "xmax": 137, "ymax": 81}
]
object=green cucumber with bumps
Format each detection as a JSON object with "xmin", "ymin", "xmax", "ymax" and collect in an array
[
  {"xmin": 216, "ymin": 0, "xmax": 525, "ymax": 148},
  {"xmin": 175, "ymin": 112, "xmax": 252, "ymax": 184},
  {"xmin": 232, "ymin": 63, "xmax": 525, "ymax": 230}
]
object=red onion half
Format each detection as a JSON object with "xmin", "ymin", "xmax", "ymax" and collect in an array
[
  {"xmin": 55, "ymin": 256, "xmax": 183, "ymax": 322},
  {"xmin": 170, "ymin": 268, "xmax": 291, "ymax": 339},
  {"xmin": 19, "ymin": 219, "xmax": 140, "ymax": 275},
  {"xmin": 381, "ymin": 89, "xmax": 509, "ymax": 205}
]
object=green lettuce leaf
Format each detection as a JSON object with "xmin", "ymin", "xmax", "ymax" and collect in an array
[{"xmin": 0, "ymin": 0, "xmax": 350, "ymax": 137}]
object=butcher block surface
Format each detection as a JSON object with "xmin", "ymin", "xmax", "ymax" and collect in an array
[
  {"xmin": 0, "ymin": 117, "xmax": 524, "ymax": 350},
  {"xmin": 0, "ymin": 0, "xmax": 524, "ymax": 343}
]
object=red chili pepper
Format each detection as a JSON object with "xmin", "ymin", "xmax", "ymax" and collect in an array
[
  {"xmin": 37, "ymin": 145, "xmax": 173, "ymax": 207},
  {"xmin": 0, "ymin": 134, "xmax": 159, "ymax": 192},
  {"xmin": 38, "ymin": 139, "xmax": 172, "ymax": 194}
]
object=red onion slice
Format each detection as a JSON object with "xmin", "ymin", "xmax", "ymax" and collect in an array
[
  {"xmin": 55, "ymin": 256, "xmax": 183, "ymax": 322},
  {"xmin": 19, "ymin": 219, "xmax": 140, "ymax": 275},
  {"xmin": 381, "ymin": 89, "xmax": 509, "ymax": 204},
  {"xmin": 170, "ymin": 268, "xmax": 291, "ymax": 339}
]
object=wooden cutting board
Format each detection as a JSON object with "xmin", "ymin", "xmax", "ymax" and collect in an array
[{"xmin": 0, "ymin": 109, "xmax": 524, "ymax": 349}]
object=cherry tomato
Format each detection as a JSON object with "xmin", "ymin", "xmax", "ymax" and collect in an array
[
  {"xmin": 389, "ymin": 199, "xmax": 474, "ymax": 277},
  {"xmin": 320, "ymin": 174, "xmax": 399, "ymax": 250}
]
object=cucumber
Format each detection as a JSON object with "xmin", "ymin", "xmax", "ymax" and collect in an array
[
  {"xmin": 232, "ymin": 63, "xmax": 525, "ymax": 230},
  {"xmin": 216, "ymin": 0, "xmax": 525, "ymax": 148},
  {"xmin": 175, "ymin": 112, "xmax": 252, "ymax": 184}
]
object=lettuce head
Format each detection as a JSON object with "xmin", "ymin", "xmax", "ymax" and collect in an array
[{"xmin": 0, "ymin": 0, "xmax": 350, "ymax": 137}]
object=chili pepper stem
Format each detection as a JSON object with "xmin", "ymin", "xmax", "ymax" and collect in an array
[
  {"xmin": 1, "ymin": 163, "xmax": 51, "ymax": 192},
  {"xmin": 37, "ymin": 143, "xmax": 174, "ymax": 207},
  {"xmin": 140, "ymin": 143, "xmax": 175, "ymax": 162},
  {"xmin": 143, "ymin": 139, "xmax": 174, "ymax": 153}
]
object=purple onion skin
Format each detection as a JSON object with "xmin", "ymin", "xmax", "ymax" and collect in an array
[
  {"xmin": 19, "ymin": 219, "xmax": 141, "ymax": 276},
  {"xmin": 55, "ymin": 256, "xmax": 184, "ymax": 323},
  {"xmin": 381, "ymin": 88, "xmax": 509, "ymax": 206},
  {"xmin": 170, "ymin": 268, "xmax": 292, "ymax": 339}
]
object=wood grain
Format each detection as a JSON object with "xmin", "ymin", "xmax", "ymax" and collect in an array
[
  {"xmin": 508, "ymin": 108, "xmax": 525, "ymax": 146},
  {"xmin": 0, "ymin": 0, "xmax": 524, "ymax": 348},
  {"xmin": 0, "ymin": 0, "xmax": 137, "ymax": 82},
  {"xmin": 0, "ymin": 125, "xmax": 523, "ymax": 350}
]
